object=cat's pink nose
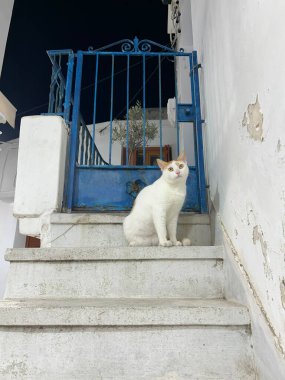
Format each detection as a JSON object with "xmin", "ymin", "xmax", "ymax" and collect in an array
[{"xmin": 175, "ymin": 170, "xmax": 180, "ymax": 175}]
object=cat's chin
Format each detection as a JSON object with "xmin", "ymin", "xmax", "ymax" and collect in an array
[{"xmin": 170, "ymin": 176, "xmax": 186, "ymax": 183}]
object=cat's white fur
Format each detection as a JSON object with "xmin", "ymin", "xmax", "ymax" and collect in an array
[{"xmin": 123, "ymin": 152, "xmax": 191, "ymax": 247}]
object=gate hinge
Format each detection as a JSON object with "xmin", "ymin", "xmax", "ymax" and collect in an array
[{"xmin": 177, "ymin": 104, "xmax": 195, "ymax": 122}]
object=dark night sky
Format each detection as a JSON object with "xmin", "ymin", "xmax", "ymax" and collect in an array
[{"xmin": 0, "ymin": 0, "xmax": 171, "ymax": 142}]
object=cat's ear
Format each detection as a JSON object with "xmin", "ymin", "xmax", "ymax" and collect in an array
[
  {"xmin": 177, "ymin": 151, "xmax": 187, "ymax": 162},
  {"xmin": 157, "ymin": 159, "xmax": 168, "ymax": 171}
]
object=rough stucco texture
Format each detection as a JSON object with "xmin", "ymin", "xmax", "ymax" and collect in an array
[
  {"xmin": 191, "ymin": 0, "xmax": 285, "ymax": 354},
  {"xmin": 13, "ymin": 116, "xmax": 67, "ymax": 218}
]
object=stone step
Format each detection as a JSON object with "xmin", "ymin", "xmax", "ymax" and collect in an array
[
  {"xmin": 0, "ymin": 298, "xmax": 256, "ymax": 379},
  {"xmin": 4, "ymin": 246, "xmax": 224, "ymax": 299},
  {"xmin": 0, "ymin": 298, "xmax": 250, "ymax": 326},
  {"xmin": 41, "ymin": 212, "xmax": 211, "ymax": 247}
]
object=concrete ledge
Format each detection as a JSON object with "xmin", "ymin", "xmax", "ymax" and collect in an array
[
  {"xmin": 0, "ymin": 298, "xmax": 250, "ymax": 326},
  {"xmin": 5, "ymin": 246, "xmax": 223, "ymax": 262},
  {"xmin": 50, "ymin": 212, "xmax": 210, "ymax": 225}
]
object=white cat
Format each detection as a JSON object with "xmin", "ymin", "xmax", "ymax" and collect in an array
[{"xmin": 123, "ymin": 152, "xmax": 191, "ymax": 247}]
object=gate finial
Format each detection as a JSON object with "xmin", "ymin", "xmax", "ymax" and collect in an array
[{"xmin": 133, "ymin": 36, "xmax": 139, "ymax": 52}]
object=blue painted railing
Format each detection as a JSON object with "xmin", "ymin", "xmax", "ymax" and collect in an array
[
  {"xmin": 46, "ymin": 37, "xmax": 207, "ymax": 213},
  {"xmin": 46, "ymin": 50, "xmax": 107, "ymax": 166}
]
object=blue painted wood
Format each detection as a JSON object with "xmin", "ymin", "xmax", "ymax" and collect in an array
[
  {"xmin": 66, "ymin": 52, "xmax": 84, "ymax": 211},
  {"xmin": 73, "ymin": 167, "xmax": 199, "ymax": 211}
]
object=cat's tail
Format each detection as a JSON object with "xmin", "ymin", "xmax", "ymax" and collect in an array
[{"xmin": 182, "ymin": 238, "xmax": 191, "ymax": 246}]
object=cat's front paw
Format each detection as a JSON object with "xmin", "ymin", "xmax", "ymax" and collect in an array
[
  {"xmin": 174, "ymin": 241, "xmax": 182, "ymax": 246},
  {"xmin": 160, "ymin": 240, "xmax": 173, "ymax": 247}
]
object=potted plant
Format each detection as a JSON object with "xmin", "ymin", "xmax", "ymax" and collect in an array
[{"xmin": 112, "ymin": 101, "xmax": 158, "ymax": 165}]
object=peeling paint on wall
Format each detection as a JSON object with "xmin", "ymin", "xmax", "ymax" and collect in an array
[
  {"xmin": 242, "ymin": 96, "xmax": 264, "ymax": 141},
  {"xmin": 253, "ymin": 225, "xmax": 273, "ymax": 279},
  {"xmin": 280, "ymin": 279, "xmax": 285, "ymax": 309},
  {"xmin": 220, "ymin": 218, "xmax": 285, "ymax": 358}
]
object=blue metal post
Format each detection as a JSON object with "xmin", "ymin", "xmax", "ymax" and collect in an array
[
  {"xmin": 109, "ymin": 55, "xmax": 115, "ymax": 164},
  {"xmin": 64, "ymin": 54, "xmax": 74, "ymax": 122},
  {"xmin": 84, "ymin": 127, "xmax": 89, "ymax": 165},
  {"xmin": 66, "ymin": 52, "xmax": 84, "ymax": 211},
  {"xmin": 92, "ymin": 54, "xmax": 99, "ymax": 165},
  {"xmin": 189, "ymin": 54, "xmax": 199, "ymax": 172},
  {"xmin": 126, "ymin": 55, "xmax": 130, "ymax": 165},
  {"xmin": 192, "ymin": 51, "xmax": 207, "ymax": 213},
  {"xmin": 80, "ymin": 125, "xmax": 84, "ymax": 165},
  {"xmin": 158, "ymin": 55, "xmax": 162, "ymax": 159},
  {"xmin": 142, "ymin": 55, "xmax": 146, "ymax": 164},
  {"xmin": 174, "ymin": 57, "xmax": 180, "ymax": 156},
  {"xmin": 48, "ymin": 63, "xmax": 57, "ymax": 113}
]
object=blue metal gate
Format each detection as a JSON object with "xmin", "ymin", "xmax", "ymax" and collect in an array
[{"xmin": 47, "ymin": 37, "xmax": 207, "ymax": 213}]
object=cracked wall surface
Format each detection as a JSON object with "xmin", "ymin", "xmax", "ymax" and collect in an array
[
  {"xmin": 191, "ymin": 0, "xmax": 285, "ymax": 378},
  {"xmin": 242, "ymin": 96, "xmax": 264, "ymax": 141}
]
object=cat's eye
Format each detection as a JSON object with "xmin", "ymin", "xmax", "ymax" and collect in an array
[
  {"xmin": 179, "ymin": 164, "xmax": 184, "ymax": 169},
  {"xmin": 168, "ymin": 167, "xmax": 174, "ymax": 171}
]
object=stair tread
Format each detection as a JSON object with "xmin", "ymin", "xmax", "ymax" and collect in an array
[
  {"xmin": 0, "ymin": 298, "xmax": 249, "ymax": 326},
  {"xmin": 50, "ymin": 212, "xmax": 210, "ymax": 225},
  {"xmin": 5, "ymin": 245, "xmax": 223, "ymax": 261}
]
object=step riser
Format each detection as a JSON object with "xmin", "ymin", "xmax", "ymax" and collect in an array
[
  {"xmin": 0, "ymin": 326, "xmax": 255, "ymax": 380},
  {"xmin": 41, "ymin": 223, "xmax": 211, "ymax": 247},
  {"xmin": 4, "ymin": 259, "xmax": 224, "ymax": 299}
]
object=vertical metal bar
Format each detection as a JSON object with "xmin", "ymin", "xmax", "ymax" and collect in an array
[
  {"xmin": 126, "ymin": 55, "xmax": 130, "ymax": 165},
  {"xmin": 48, "ymin": 62, "xmax": 56, "ymax": 113},
  {"xmin": 58, "ymin": 80, "xmax": 65, "ymax": 113},
  {"xmin": 174, "ymin": 56, "xmax": 180, "ymax": 156},
  {"xmin": 66, "ymin": 52, "xmax": 83, "ymax": 212},
  {"xmin": 84, "ymin": 127, "xmax": 88, "ymax": 165},
  {"xmin": 158, "ymin": 55, "xmax": 162, "ymax": 159},
  {"xmin": 64, "ymin": 53, "xmax": 74, "ymax": 123},
  {"xmin": 87, "ymin": 134, "xmax": 90, "ymax": 165},
  {"xmin": 189, "ymin": 53, "xmax": 198, "ymax": 168},
  {"xmin": 92, "ymin": 54, "xmax": 99, "ymax": 165},
  {"xmin": 55, "ymin": 56, "xmax": 61, "ymax": 112},
  {"xmin": 55, "ymin": 80, "xmax": 60, "ymax": 113},
  {"xmin": 79, "ymin": 124, "xmax": 83, "ymax": 164},
  {"xmin": 142, "ymin": 54, "xmax": 146, "ymax": 165},
  {"xmin": 192, "ymin": 51, "xmax": 207, "ymax": 212},
  {"xmin": 87, "ymin": 135, "xmax": 91, "ymax": 165},
  {"xmin": 189, "ymin": 53, "xmax": 200, "ymax": 211},
  {"xmin": 109, "ymin": 55, "xmax": 115, "ymax": 164}
]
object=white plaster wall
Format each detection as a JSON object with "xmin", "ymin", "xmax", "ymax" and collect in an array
[
  {"xmin": 211, "ymin": 208, "xmax": 285, "ymax": 379},
  {"xmin": 190, "ymin": 0, "xmax": 285, "ymax": 376},
  {"xmin": 0, "ymin": 140, "xmax": 25, "ymax": 297},
  {"xmin": 0, "ymin": 0, "xmax": 14, "ymax": 76},
  {"xmin": 0, "ymin": 201, "xmax": 25, "ymax": 298},
  {"xmin": 0, "ymin": 139, "xmax": 18, "ymax": 200},
  {"xmin": 13, "ymin": 116, "xmax": 68, "ymax": 235},
  {"xmin": 172, "ymin": 0, "xmax": 196, "ymax": 168}
]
